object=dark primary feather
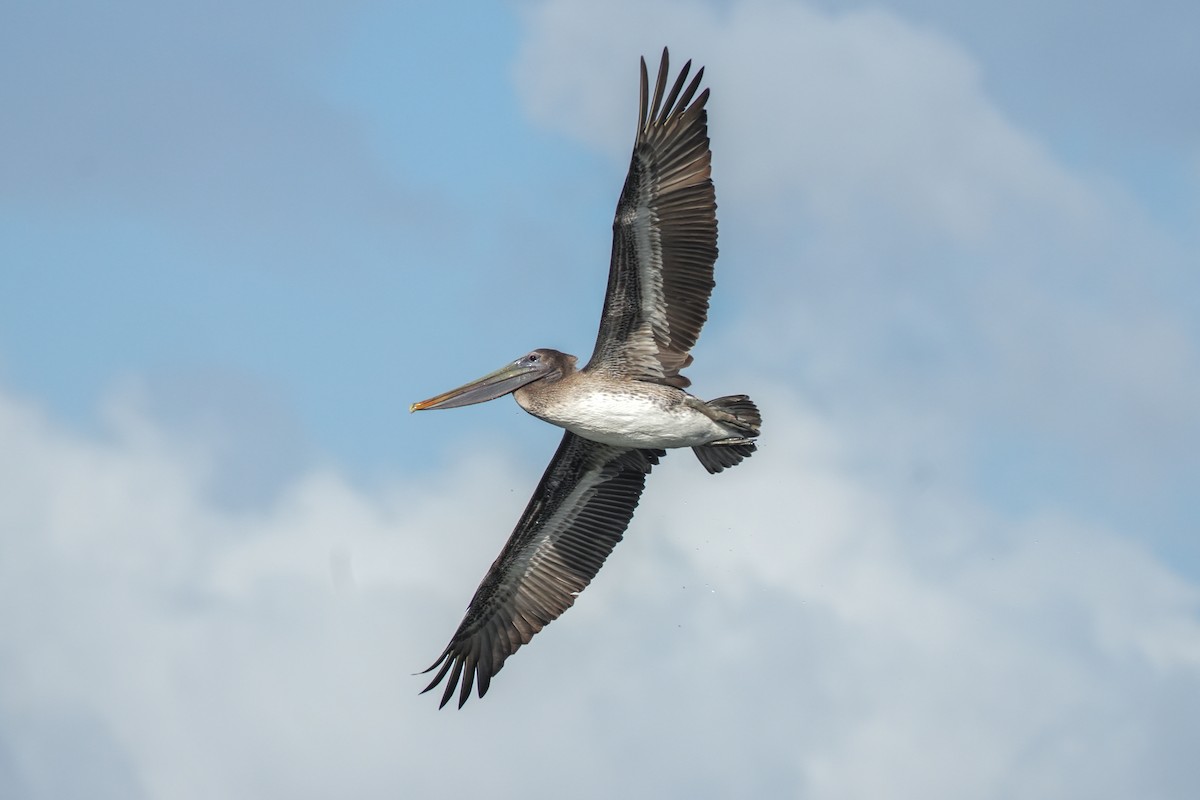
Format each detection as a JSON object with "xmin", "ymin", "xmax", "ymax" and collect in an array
[
  {"xmin": 422, "ymin": 433, "xmax": 663, "ymax": 708},
  {"xmin": 586, "ymin": 47, "xmax": 718, "ymax": 390}
]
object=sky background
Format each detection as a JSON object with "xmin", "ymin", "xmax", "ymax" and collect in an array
[{"xmin": 2, "ymin": 0, "xmax": 1199, "ymax": 797}]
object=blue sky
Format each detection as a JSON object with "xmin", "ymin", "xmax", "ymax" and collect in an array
[{"xmin": 2, "ymin": 1, "xmax": 1199, "ymax": 798}]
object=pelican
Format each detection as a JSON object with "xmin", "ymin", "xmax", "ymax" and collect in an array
[{"xmin": 410, "ymin": 48, "xmax": 761, "ymax": 708}]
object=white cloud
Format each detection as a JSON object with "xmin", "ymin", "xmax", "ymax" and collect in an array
[
  {"xmin": 516, "ymin": 0, "xmax": 1096, "ymax": 239},
  {"xmin": 515, "ymin": 0, "xmax": 1200, "ymax": 545},
  {"xmin": 2, "ymin": 380, "xmax": 1199, "ymax": 798}
]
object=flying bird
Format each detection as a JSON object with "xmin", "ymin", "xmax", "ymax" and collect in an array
[{"xmin": 410, "ymin": 48, "xmax": 761, "ymax": 708}]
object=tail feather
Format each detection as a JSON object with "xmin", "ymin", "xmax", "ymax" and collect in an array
[
  {"xmin": 693, "ymin": 394, "xmax": 761, "ymax": 474},
  {"xmin": 706, "ymin": 394, "xmax": 761, "ymax": 434},
  {"xmin": 693, "ymin": 441, "xmax": 756, "ymax": 474}
]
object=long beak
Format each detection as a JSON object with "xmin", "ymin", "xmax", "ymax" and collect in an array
[{"xmin": 410, "ymin": 360, "xmax": 544, "ymax": 412}]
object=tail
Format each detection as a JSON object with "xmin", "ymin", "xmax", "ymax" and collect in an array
[{"xmin": 693, "ymin": 395, "xmax": 761, "ymax": 474}]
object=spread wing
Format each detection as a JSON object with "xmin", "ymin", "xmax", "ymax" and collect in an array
[
  {"xmin": 422, "ymin": 432, "xmax": 663, "ymax": 708},
  {"xmin": 585, "ymin": 47, "xmax": 717, "ymax": 389}
]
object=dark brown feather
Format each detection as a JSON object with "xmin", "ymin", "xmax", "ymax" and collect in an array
[
  {"xmin": 422, "ymin": 433, "xmax": 663, "ymax": 708},
  {"xmin": 586, "ymin": 47, "xmax": 718, "ymax": 390}
]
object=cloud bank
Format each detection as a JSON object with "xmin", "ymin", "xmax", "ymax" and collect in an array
[{"xmin": 2, "ymin": 377, "xmax": 1198, "ymax": 798}]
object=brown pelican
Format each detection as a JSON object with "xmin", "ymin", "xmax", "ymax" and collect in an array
[{"xmin": 410, "ymin": 49, "xmax": 760, "ymax": 708}]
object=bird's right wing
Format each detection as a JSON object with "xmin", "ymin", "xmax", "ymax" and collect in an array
[{"xmin": 422, "ymin": 432, "xmax": 663, "ymax": 708}]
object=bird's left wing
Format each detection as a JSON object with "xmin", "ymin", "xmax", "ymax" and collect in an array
[
  {"xmin": 586, "ymin": 48, "xmax": 717, "ymax": 389},
  {"xmin": 422, "ymin": 432, "xmax": 663, "ymax": 708}
]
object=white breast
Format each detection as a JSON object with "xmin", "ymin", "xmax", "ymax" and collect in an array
[{"xmin": 522, "ymin": 389, "xmax": 729, "ymax": 449}]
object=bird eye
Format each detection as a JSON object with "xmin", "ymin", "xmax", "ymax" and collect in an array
[{"xmin": 528, "ymin": 352, "xmax": 540, "ymax": 362}]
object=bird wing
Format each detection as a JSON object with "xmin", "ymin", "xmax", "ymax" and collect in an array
[
  {"xmin": 422, "ymin": 432, "xmax": 663, "ymax": 708},
  {"xmin": 585, "ymin": 47, "xmax": 717, "ymax": 389}
]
